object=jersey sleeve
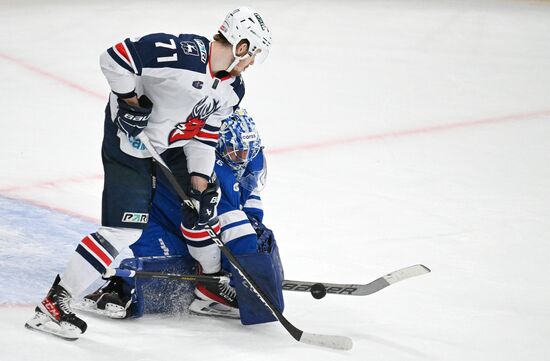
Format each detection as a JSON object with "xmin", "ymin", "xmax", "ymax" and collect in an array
[
  {"xmin": 99, "ymin": 37, "xmax": 143, "ymax": 97},
  {"xmin": 218, "ymin": 209, "xmax": 257, "ymax": 246},
  {"xmin": 182, "ymin": 140, "xmax": 216, "ymax": 179},
  {"xmin": 182, "ymin": 104, "xmax": 232, "ymax": 178},
  {"xmin": 241, "ymin": 151, "xmax": 266, "ymax": 222},
  {"xmin": 215, "ymin": 163, "xmax": 257, "ymax": 246},
  {"xmin": 100, "ymin": 33, "xmax": 209, "ymax": 98},
  {"xmin": 243, "ymin": 190, "xmax": 264, "ymax": 223}
]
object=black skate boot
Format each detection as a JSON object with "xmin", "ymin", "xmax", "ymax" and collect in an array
[
  {"xmin": 189, "ymin": 272, "xmax": 239, "ymax": 318},
  {"xmin": 74, "ymin": 276, "xmax": 132, "ymax": 319},
  {"xmin": 25, "ymin": 275, "xmax": 87, "ymax": 340}
]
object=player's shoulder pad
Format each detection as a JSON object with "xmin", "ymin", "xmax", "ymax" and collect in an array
[
  {"xmin": 230, "ymin": 76, "xmax": 246, "ymax": 110},
  {"xmin": 132, "ymin": 33, "xmax": 210, "ymax": 74}
]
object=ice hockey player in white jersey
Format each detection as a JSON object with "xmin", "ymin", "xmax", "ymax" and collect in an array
[{"xmin": 25, "ymin": 7, "xmax": 272, "ymax": 340}]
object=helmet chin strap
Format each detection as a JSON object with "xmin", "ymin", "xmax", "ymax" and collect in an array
[
  {"xmin": 225, "ymin": 57, "xmax": 240, "ymax": 73},
  {"xmin": 225, "ymin": 43, "xmax": 250, "ymax": 73}
]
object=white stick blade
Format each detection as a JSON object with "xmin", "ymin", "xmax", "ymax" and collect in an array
[
  {"xmin": 384, "ymin": 264, "xmax": 431, "ymax": 284},
  {"xmin": 300, "ymin": 332, "xmax": 353, "ymax": 351}
]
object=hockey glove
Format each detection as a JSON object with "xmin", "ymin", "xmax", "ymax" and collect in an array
[
  {"xmin": 187, "ymin": 178, "xmax": 220, "ymax": 229},
  {"xmin": 248, "ymin": 216, "xmax": 276, "ymax": 253},
  {"xmin": 115, "ymin": 95, "xmax": 153, "ymax": 137}
]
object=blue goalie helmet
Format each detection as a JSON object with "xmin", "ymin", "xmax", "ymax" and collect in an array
[{"xmin": 217, "ymin": 108, "xmax": 262, "ymax": 172}]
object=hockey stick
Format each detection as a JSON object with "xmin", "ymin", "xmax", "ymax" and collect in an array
[
  {"xmin": 137, "ymin": 133, "xmax": 353, "ymax": 351},
  {"xmin": 106, "ymin": 264, "xmax": 430, "ymax": 298},
  {"xmin": 283, "ymin": 264, "xmax": 431, "ymax": 297},
  {"xmin": 104, "ymin": 268, "xmax": 230, "ymax": 284}
]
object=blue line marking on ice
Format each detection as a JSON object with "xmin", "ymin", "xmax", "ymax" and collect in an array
[{"xmin": 0, "ymin": 196, "xmax": 97, "ymax": 304}]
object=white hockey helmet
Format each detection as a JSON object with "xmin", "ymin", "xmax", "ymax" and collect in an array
[{"xmin": 219, "ymin": 7, "xmax": 272, "ymax": 70}]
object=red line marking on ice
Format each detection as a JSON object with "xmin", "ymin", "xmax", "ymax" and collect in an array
[
  {"xmin": 0, "ymin": 174, "xmax": 103, "ymax": 193},
  {"xmin": 267, "ymin": 109, "xmax": 550, "ymax": 155},
  {"xmin": 0, "ymin": 51, "xmax": 105, "ymax": 100}
]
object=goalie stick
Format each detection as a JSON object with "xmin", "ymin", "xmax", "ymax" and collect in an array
[
  {"xmin": 283, "ymin": 264, "xmax": 431, "ymax": 296},
  {"xmin": 105, "ymin": 264, "xmax": 430, "ymax": 297},
  {"xmin": 137, "ymin": 133, "xmax": 353, "ymax": 351},
  {"xmin": 104, "ymin": 268, "xmax": 230, "ymax": 284}
]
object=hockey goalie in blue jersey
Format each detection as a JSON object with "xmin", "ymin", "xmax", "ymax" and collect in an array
[{"xmin": 76, "ymin": 109, "xmax": 284, "ymax": 325}]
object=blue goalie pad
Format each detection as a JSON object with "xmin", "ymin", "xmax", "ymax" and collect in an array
[
  {"xmin": 119, "ymin": 255, "xmax": 196, "ymax": 318},
  {"xmin": 231, "ymin": 235, "xmax": 285, "ymax": 325}
]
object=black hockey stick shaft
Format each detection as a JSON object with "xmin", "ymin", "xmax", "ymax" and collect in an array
[
  {"xmin": 105, "ymin": 268, "xmax": 229, "ymax": 283},
  {"xmin": 137, "ymin": 133, "xmax": 352, "ymax": 350}
]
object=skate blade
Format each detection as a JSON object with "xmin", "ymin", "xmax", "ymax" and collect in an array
[
  {"xmin": 189, "ymin": 299, "xmax": 240, "ymax": 319},
  {"xmin": 25, "ymin": 312, "xmax": 81, "ymax": 341},
  {"xmin": 72, "ymin": 299, "xmax": 126, "ymax": 319}
]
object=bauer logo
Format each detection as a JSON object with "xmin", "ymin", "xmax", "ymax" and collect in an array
[{"xmin": 122, "ymin": 212, "xmax": 149, "ymax": 224}]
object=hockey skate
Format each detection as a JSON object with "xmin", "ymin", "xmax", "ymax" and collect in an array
[
  {"xmin": 189, "ymin": 273, "xmax": 240, "ymax": 319},
  {"xmin": 72, "ymin": 277, "xmax": 132, "ymax": 319},
  {"xmin": 25, "ymin": 275, "xmax": 87, "ymax": 341}
]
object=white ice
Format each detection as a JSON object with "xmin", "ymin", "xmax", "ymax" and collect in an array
[{"xmin": 1, "ymin": 0, "xmax": 550, "ymax": 360}]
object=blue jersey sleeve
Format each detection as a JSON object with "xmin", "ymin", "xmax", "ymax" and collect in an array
[
  {"xmin": 215, "ymin": 160, "xmax": 257, "ymax": 248},
  {"xmin": 240, "ymin": 151, "xmax": 266, "ymax": 222}
]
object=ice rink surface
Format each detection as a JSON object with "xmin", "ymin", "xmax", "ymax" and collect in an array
[{"xmin": 1, "ymin": 0, "xmax": 550, "ymax": 360}]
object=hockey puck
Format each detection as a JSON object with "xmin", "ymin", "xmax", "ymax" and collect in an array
[{"xmin": 310, "ymin": 283, "xmax": 327, "ymax": 299}]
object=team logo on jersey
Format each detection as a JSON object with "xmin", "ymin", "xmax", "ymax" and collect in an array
[
  {"xmin": 181, "ymin": 41, "xmax": 199, "ymax": 56},
  {"xmin": 194, "ymin": 39, "xmax": 208, "ymax": 63},
  {"xmin": 192, "ymin": 81, "xmax": 203, "ymax": 89},
  {"xmin": 168, "ymin": 96, "xmax": 220, "ymax": 145}
]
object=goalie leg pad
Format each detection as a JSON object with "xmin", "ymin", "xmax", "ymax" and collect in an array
[
  {"xmin": 231, "ymin": 240, "xmax": 285, "ymax": 325},
  {"xmin": 119, "ymin": 254, "xmax": 196, "ymax": 317}
]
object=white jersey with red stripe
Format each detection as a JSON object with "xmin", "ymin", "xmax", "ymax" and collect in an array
[{"xmin": 99, "ymin": 33, "xmax": 245, "ymax": 178}]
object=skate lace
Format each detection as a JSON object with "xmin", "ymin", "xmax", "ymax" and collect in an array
[{"xmin": 219, "ymin": 282, "xmax": 236, "ymax": 301}]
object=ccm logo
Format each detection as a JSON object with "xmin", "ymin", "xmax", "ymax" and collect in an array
[
  {"xmin": 241, "ymin": 132, "xmax": 257, "ymax": 141},
  {"xmin": 122, "ymin": 212, "xmax": 149, "ymax": 224}
]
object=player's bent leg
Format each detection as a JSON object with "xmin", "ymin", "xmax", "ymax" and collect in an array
[
  {"xmin": 25, "ymin": 227, "xmax": 143, "ymax": 337},
  {"xmin": 61, "ymin": 227, "xmax": 142, "ymax": 297}
]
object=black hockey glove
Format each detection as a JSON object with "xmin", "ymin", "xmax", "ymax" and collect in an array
[
  {"xmin": 187, "ymin": 178, "xmax": 220, "ymax": 229},
  {"xmin": 115, "ymin": 95, "xmax": 153, "ymax": 137},
  {"xmin": 247, "ymin": 215, "xmax": 276, "ymax": 253}
]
